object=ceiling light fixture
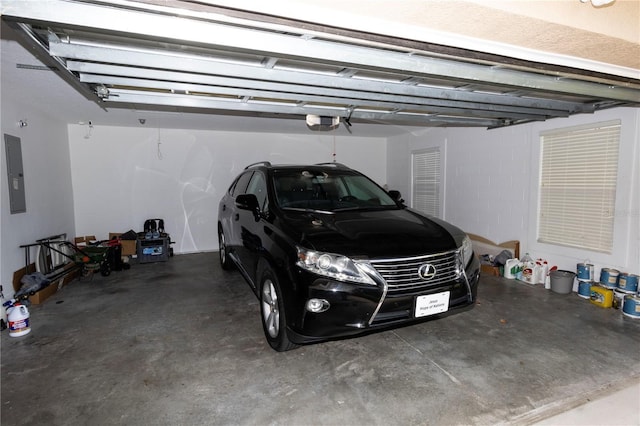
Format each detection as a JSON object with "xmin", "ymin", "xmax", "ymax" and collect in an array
[{"xmin": 580, "ymin": 0, "xmax": 616, "ymax": 7}]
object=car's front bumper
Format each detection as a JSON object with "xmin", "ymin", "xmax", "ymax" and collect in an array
[{"xmin": 285, "ymin": 254, "xmax": 480, "ymax": 344}]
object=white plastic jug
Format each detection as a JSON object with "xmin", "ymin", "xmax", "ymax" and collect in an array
[
  {"xmin": 8, "ymin": 304, "xmax": 30, "ymax": 337},
  {"xmin": 504, "ymin": 259, "xmax": 520, "ymax": 279},
  {"xmin": 533, "ymin": 263, "xmax": 548, "ymax": 285}
]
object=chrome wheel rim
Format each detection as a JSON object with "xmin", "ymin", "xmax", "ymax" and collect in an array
[
  {"xmin": 262, "ymin": 279, "xmax": 279, "ymax": 338},
  {"xmin": 219, "ymin": 232, "xmax": 227, "ymax": 263}
]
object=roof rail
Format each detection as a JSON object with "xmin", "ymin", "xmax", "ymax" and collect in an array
[
  {"xmin": 244, "ymin": 161, "xmax": 272, "ymax": 170},
  {"xmin": 314, "ymin": 162, "xmax": 350, "ymax": 169}
]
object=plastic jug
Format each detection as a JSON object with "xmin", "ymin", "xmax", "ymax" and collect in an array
[
  {"xmin": 8, "ymin": 304, "xmax": 30, "ymax": 337},
  {"xmin": 504, "ymin": 259, "xmax": 520, "ymax": 279},
  {"xmin": 534, "ymin": 261, "xmax": 549, "ymax": 285},
  {"xmin": 520, "ymin": 252, "xmax": 533, "ymax": 264}
]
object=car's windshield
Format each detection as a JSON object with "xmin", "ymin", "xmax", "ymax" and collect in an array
[{"xmin": 273, "ymin": 169, "xmax": 398, "ymax": 212}]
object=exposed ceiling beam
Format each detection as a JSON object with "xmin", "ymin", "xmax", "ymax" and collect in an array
[
  {"xmin": 79, "ymin": 73, "xmax": 555, "ymax": 121},
  {"xmin": 107, "ymin": 89, "xmax": 502, "ymax": 127},
  {"xmin": 57, "ymin": 43, "xmax": 590, "ymax": 115}
]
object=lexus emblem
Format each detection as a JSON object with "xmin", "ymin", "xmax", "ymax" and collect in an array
[{"xmin": 418, "ymin": 263, "xmax": 437, "ymax": 280}]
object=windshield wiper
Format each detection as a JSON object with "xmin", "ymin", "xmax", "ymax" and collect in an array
[
  {"xmin": 281, "ymin": 206, "xmax": 335, "ymax": 214},
  {"xmin": 333, "ymin": 205, "xmax": 397, "ymax": 212}
]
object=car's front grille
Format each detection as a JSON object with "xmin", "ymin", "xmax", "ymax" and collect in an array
[{"xmin": 370, "ymin": 250, "xmax": 460, "ymax": 294}]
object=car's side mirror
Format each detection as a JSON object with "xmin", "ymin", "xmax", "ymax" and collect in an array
[
  {"xmin": 235, "ymin": 194, "xmax": 261, "ymax": 220},
  {"xmin": 388, "ymin": 190, "xmax": 405, "ymax": 205}
]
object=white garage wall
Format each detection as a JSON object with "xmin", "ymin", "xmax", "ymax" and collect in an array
[
  {"xmin": 67, "ymin": 124, "xmax": 387, "ymax": 254},
  {"xmin": 1, "ymin": 97, "xmax": 76, "ymax": 300},
  {"xmin": 445, "ymin": 125, "xmax": 533, "ymax": 242},
  {"xmin": 387, "ymin": 107, "xmax": 639, "ymax": 275},
  {"xmin": 525, "ymin": 108, "xmax": 639, "ymax": 276}
]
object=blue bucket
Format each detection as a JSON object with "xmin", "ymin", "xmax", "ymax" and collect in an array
[
  {"xmin": 577, "ymin": 263, "xmax": 593, "ymax": 280},
  {"xmin": 577, "ymin": 280, "xmax": 592, "ymax": 299},
  {"xmin": 617, "ymin": 273, "xmax": 639, "ymax": 293},
  {"xmin": 622, "ymin": 294, "xmax": 640, "ymax": 319},
  {"xmin": 600, "ymin": 268, "xmax": 619, "ymax": 289}
]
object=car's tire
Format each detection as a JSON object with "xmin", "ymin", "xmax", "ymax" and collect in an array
[
  {"xmin": 218, "ymin": 226, "xmax": 233, "ymax": 270},
  {"xmin": 260, "ymin": 270, "xmax": 299, "ymax": 352}
]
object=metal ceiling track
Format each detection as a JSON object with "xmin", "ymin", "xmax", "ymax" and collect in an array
[{"xmin": 2, "ymin": 0, "xmax": 639, "ymax": 129}]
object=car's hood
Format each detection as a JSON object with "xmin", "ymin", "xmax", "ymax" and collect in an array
[{"xmin": 280, "ymin": 208, "xmax": 459, "ymax": 258}]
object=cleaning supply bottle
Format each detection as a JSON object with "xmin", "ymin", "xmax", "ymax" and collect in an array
[
  {"xmin": 8, "ymin": 303, "xmax": 30, "ymax": 337},
  {"xmin": 533, "ymin": 259, "xmax": 549, "ymax": 285},
  {"xmin": 504, "ymin": 259, "xmax": 520, "ymax": 279},
  {"xmin": 542, "ymin": 261, "xmax": 550, "ymax": 289},
  {"xmin": 533, "ymin": 261, "xmax": 544, "ymax": 285}
]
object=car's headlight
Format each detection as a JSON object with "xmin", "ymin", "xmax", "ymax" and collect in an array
[
  {"xmin": 296, "ymin": 247, "xmax": 375, "ymax": 285},
  {"xmin": 460, "ymin": 235, "xmax": 474, "ymax": 268}
]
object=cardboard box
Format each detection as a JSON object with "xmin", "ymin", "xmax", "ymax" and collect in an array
[
  {"xmin": 120, "ymin": 240, "xmax": 137, "ymax": 256},
  {"xmin": 12, "ymin": 263, "xmax": 77, "ymax": 305},
  {"xmin": 13, "ymin": 263, "xmax": 63, "ymax": 305},
  {"xmin": 480, "ymin": 264, "xmax": 502, "ymax": 276},
  {"xmin": 74, "ymin": 235, "xmax": 97, "ymax": 246},
  {"xmin": 28, "ymin": 281, "xmax": 59, "ymax": 304},
  {"xmin": 109, "ymin": 233, "xmax": 137, "ymax": 256}
]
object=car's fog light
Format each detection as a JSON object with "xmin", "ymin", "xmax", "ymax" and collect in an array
[{"xmin": 306, "ymin": 298, "xmax": 330, "ymax": 313}]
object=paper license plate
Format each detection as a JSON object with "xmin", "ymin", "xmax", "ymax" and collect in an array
[{"xmin": 415, "ymin": 291, "xmax": 450, "ymax": 318}]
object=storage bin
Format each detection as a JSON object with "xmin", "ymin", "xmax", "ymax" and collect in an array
[{"xmin": 137, "ymin": 237, "xmax": 169, "ymax": 263}]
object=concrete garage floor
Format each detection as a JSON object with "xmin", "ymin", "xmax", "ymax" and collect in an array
[{"xmin": 2, "ymin": 252, "xmax": 639, "ymax": 425}]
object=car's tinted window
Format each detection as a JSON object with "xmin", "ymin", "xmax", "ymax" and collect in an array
[
  {"xmin": 246, "ymin": 171, "xmax": 268, "ymax": 211},
  {"xmin": 338, "ymin": 175, "xmax": 392, "ymax": 203},
  {"xmin": 230, "ymin": 171, "xmax": 253, "ymax": 197},
  {"xmin": 273, "ymin": 169, "xmax": 397, "ymax": 212}
]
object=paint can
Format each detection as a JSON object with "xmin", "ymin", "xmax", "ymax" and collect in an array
[
  {"xmin": 613, "ymin": 289, "xmax": 627, "ymax": 310},
  {"xmin": 617, "ymin": 273, "xmax": 639, "ymax": 294},
  {"xmin": 577, "ymin": 263, "xmax": 594, "ymax": 280},
  {"xmin": 622, "ymin": 294, "xmax": 640, "ymax": 319},
  {"xmin": 577, "ymin": 280, "xmax": 592, "ymax": 299},
  {"xmin": 8, "ymin": 304, "xmax": 31, "ymax": 337},
  {"xmin": 590, "ymin": 285, "xmax": 613, "ymax": 308},
  {"xmin": 599, "ymin": 268, "xmax": 619, "ymax": 289}
]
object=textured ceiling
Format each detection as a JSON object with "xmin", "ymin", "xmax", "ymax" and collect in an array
[{"xmin": 280, "ymin": 0, "xmax": 640, "ymax": 69}]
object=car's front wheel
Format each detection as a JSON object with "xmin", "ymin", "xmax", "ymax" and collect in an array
[
  {"xmin": 218, "ymin": 226, "xmax": 233, "ymax": 270},
  {"xmin": 260, "ymin": 270, "xmax": 298, "ymax": 352}
]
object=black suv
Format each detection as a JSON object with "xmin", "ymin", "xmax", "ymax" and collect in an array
[{"xmin": 218, "ymin": 162, "xmax": 480, "ymax": 351}]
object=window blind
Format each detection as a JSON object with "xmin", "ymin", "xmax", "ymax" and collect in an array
[
  {"xmin": 538, "ymin": 120, "xmax": 620, "ymax": 253},
  {"xmin": 412, "ymin": 148, "xmax": 441, "ymax": 217}
]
